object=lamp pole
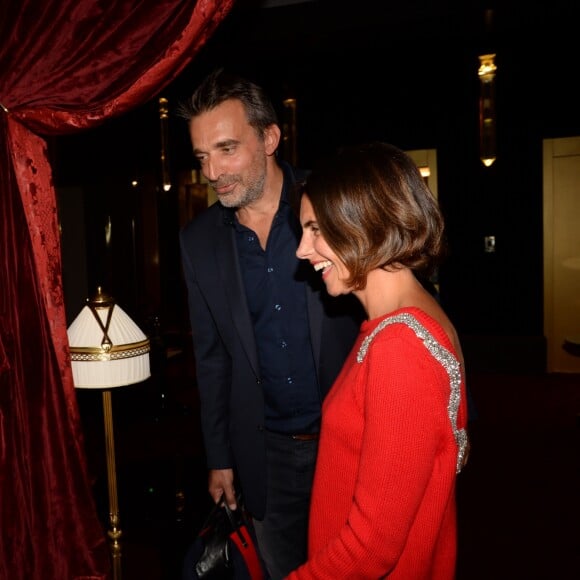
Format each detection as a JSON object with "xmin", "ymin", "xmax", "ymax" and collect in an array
[{"xmin": 102, "ymin": 388, "xmax": 122, "ymax": 579}]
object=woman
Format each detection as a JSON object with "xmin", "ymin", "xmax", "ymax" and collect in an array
[{"xmin": 286, "ymin": 142, "xmax": 469, "ymax": 579}]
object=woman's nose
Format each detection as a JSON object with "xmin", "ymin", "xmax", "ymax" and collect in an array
[{"xmin": 296, "ymin": 234, "xmax": 310, "ymax": 259}]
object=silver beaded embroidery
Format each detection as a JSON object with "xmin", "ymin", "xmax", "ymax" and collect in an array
[{"xmin": 357, "ymin": 312, "xmax": 468, "ymax": 474}]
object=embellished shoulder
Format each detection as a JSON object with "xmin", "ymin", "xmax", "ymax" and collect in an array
[{"xmin": 357, "ymin": 312, "xmax": 468, "ymax": 473}]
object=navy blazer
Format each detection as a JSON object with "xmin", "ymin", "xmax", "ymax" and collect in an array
[{"xmin": 179, "ymin": 165, "xmax": 363, "ymax": 519}]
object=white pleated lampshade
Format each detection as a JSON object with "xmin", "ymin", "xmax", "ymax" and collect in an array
[{"xmin": 67, "ymin": 288, "xmax": 151, "ymax": 389}]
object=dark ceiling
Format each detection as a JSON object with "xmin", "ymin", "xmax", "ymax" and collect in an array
[
  {"xmin": 180, "ymin": 0, "xmax": 578, "ymax": 84},
  {"xmin": 170, "ymin": 0, "xmax": 498, "ymax": 96},
  {"xmin": 52, "ymin": 0, "xmax": 580, "ymax": 182},
  {"xmin": 167, "ymin": 0, "xmax": 580, "ymax": 166}
]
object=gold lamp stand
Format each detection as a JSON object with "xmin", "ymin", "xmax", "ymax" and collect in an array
[{"xmin": 103, "ymin": 389, "xmax": 122, "ymax": 579}]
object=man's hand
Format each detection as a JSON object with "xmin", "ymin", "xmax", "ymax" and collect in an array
[{"xmin": 208, "ymin": 468, "xmax": 237, "ymax": 510}]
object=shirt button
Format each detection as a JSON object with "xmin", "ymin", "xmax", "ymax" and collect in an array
[
  {"xmin": 286, "ymin": 377, "xmax": 293, "ymax": 384},
  {"xmin": 274, "ymin": 304, "xmax": 282, "ymax": 311},
  {"xmin": 267, "ymin": 267, "xmax": 274, "ymax": 273},
  {"xmin": 280, "ymin": 340, "xmax": 288, "ymax": 349},
  {"xmin": 247, "ymin": 235, "xmax": 255, "ymax": 242}
]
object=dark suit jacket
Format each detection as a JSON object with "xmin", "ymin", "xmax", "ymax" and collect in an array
[{"xmin": 179, "ymin": 164, "xmax": 363, "ymax": 519}]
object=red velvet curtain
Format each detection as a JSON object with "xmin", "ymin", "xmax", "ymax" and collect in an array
[{"xmin": 0, "ymin": 1, "xmax": 234, "ymax": 578}]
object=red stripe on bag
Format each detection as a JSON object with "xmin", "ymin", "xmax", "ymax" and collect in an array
[{"xmin": 229, "ymin": 524, "xmax": 264, "ymax": 580}]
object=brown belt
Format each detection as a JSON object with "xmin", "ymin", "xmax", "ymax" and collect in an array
[
  {"xmin": 266, "ymin": 429, "xmax": 319, "ymax": 441},
  {"xmin": 290, "ymin": 433, "xmax": 319, "ymax": 441}
]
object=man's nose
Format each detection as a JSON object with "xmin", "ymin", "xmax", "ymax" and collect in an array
[{"xmin": 202, "ymin": 157, "xmax": 220, "ymax": 182}]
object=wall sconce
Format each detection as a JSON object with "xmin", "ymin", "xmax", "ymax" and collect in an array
[
  {"xmin": 68, "ymin": 287, "xmax": 151, "ymax": 580},
  {"xmin": 159, "ymin": 97, "xmax": 172, "ymax": 191},
  {"xmin": 282, "ymin": 97, "xmax": 298, "ymax": 166},
  {"xmin": 478, "ymin": 53, "xmax": 497, "ymax": 167}
]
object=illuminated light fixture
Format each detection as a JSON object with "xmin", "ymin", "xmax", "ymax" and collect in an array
[
  {"xmin": 68, "ymin": 287, "xmax": 150, "ymax": 580},
  {"xmin": 159, "ymin": 97, "xmax": 172, "ymax": 191},
  {"xmin": 419, "ymin": 166, "xmax": 431, "ymax": 178},
  {"xmin": 478, "ymin": 54, "xmax": 497, "ymax": 167},
  {"xmin": 282, "ymin": 97, "xmax": 298, "ymax": 165}
]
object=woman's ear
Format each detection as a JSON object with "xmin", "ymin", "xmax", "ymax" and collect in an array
[{"xmin": 264, "ymin": 124, "xmax": 281, "ymax": 156}]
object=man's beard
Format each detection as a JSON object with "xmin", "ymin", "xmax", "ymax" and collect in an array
[
  {"xmin": 215, "ymin": 148, "xmax": 267, "ymax": 209},
  {"xmin": 218, "ymin": 172, "xmax": 266, "ymax": 208}
]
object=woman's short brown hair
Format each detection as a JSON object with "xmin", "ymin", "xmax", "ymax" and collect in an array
[{"xmin": 304, "ymin": 142, "xmax": 445, "ymax": 290}]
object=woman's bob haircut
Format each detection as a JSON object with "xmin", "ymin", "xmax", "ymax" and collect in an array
[{"xmin": 303, "ymin": 142, "xmax": 445, "ymax": 291}]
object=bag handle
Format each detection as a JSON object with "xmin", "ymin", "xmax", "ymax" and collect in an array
[
  {"xmin": 222, "ymin": 495, "xmax": 263, "ymax": 580},
  {"xmin": 223, "ymin": 501, "xmax": 249, "ymax": 548}
]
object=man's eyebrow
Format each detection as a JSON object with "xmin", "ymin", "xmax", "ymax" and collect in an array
[
  {"xmin": 215, "ymin": 138, "xmax": 239, "ymax": 148},
  {"xmin": 193, "ymin": 138, "xmax": 240, "ymax": 155}
]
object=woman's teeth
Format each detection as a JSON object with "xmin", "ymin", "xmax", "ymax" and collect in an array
[{"xmin": 314, "ymin": 260, "xmax": 332, "ymax": 272}]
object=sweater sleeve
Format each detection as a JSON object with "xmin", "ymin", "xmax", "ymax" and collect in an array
[{"xmin": 286, "ymin": 326, "xmax": 457, "ymax": 578}]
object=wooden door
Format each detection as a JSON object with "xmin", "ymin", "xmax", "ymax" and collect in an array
[{"xmin": 543, "ymin": 137, "xmax": 580, "ymax": 372}]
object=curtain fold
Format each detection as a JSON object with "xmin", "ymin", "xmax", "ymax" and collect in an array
[{"xmin": 0, "ymin": 1, "xmax": 235, "ymax": 578}]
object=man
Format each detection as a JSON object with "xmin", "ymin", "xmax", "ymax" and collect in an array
[{"xmin": 178, "ymin": 69, "xmax": 363, "ymax": 579}]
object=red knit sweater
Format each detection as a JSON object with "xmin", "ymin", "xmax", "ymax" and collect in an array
[{"xmin": 286, "ymin": 307, "xmax": 469, "ymax": 579}]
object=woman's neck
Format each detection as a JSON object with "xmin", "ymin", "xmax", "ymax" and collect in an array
[{"xmin": 353, "ymin": 268, "xmax": 425, "ymax": 320}]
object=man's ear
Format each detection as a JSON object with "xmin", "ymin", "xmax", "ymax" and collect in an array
[{"xmin": 264, "ymin": 124, "xmax": 281, "ymax": 156}]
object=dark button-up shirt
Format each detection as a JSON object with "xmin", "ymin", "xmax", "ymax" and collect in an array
[{"xmin": 225, "ymin": 164, "xmax": 320, "ymax": 434}]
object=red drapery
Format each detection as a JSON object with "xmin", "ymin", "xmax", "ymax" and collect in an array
[{"xmin": 0, "ymin": 1, "xmax": 234, "ymax": 578}]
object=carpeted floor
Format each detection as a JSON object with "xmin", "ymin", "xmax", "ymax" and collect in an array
[
  {"xmin": 77, "ymin": 348, "xmax": 580, "ymax": 580},
  {"xmin": 455, "ymin": 371, "xmax": 579, "ymax": 580}
]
